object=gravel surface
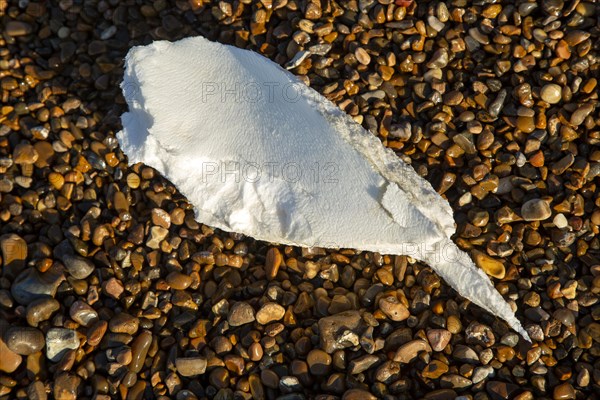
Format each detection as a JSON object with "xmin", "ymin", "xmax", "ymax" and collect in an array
[{"xmin": 0, "ymin": 0, "xmax": 599, "ymax": 399}]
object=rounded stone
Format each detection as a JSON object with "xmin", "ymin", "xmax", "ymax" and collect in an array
[
  {"xmin": 227, "ymin": 302, "xmax": 255, "ymax": 327},
  {"xmin": 540, "ymin": 83, "xmax": 562, "ymax": 104},
  {"xmin": 255, "ymin": 302, "xmax": 285, "ymax": 325},
  {"xmin": 521, "ymin": 199, "xmax": 552, "ymax": 221},
  {"xmin": 306, "ymin": 349, "xmax": 332, "ymax": 375},
  {"xmin": 4, "ymin": 326, "xmax": 45, "ymax": 355}
]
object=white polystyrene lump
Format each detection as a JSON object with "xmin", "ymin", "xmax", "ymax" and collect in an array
[{"xmin": 117, "ymin": 36, "xmax": 530, "ymax": 341}]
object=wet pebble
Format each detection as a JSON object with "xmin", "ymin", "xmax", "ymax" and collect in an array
[
  {"xmin": 521, "ymin": 199, "xmax": 551, "ymax": 221},
  {"xmin": 46, "ymin": 328, "xmax": 79, "ymax": 362}
]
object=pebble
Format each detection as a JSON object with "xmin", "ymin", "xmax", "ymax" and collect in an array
[
  {"xmin": 0, "ymin": 323, "xmax": 22, "ymax": 373},
  {"xmin": 265, "ymin": 247, "xmax": 282, "ymax": 280},
  {"xmin": 87, "ymin": 320, "xmax": 108, "ymax": 347},
  {"xmin": 0, "ymin": 2, "xmax": 598, "ymax": 399},
  {"xmin": 540, "ymin": 84, "xmax": 562, "ymax": 104},
  {"xmin": 165, "ymin": 271, "xmax": 192, "ymax": 290},
  {"xmin": 553, "ymin": 383, "xmax": 576, "ymax": 399},
  {"xmin": 109, "ymin": 313, "xmax": 139, "ymax": 335},
  {"xmin": 3, "ymin": 326, "xmax": 44, "ymax": 355},
  {"xmin": 13, "ymin": 143, "xmax": 38, "ymax": 164},
  {"xmin": 348, "ymin": 354, "xmax": 379, "ymax": 374},
  {"xmin": 393, "ymin": 339, "xmax": 431, "ymax": 364},
  {"xmin": 46, "ymin": 328, "xmax": 79, "ymax": 362},
  {"xmin": 486, "ymin": 381, "xmax": 520, "ymax": 400},
  {"xmin": 570, "ymin": 104, "xmax": 594, "ymax": 126},
  {"xmin": 11, "ymin": 267, "xmax": 64, "ymax": 304},
  {"xmin": 342, "ymin": 389, "xmax": 377, "ymax": 400},
  {"xmin": 472, "ymin": 250, "xmax": 506, "ymax": 279},
  {"xmin": 255, "ymin": 302, "xmax": 285, "ymax": 325},
  {"xmin": 129, "ymin": 330, "xmax": 152, "ymax": 373},
  {"xmin": 26, "ymin": 381, "xmax": 47, "ymax": 400},
  {"xmin": 227, "ymin": 302, "xmax": 255, "ymax": 326},
  {"xmin": 175, "ymin": 357, "xmax": 208, "ymax": 376},
  {"xmin": 354, "ymin": 47, "xmax": 371, "ymax": 65},
  {"xmin": 318, "ymin": 311, "xmax": 365, "ymax": 353},
  {"xmin": 378, "ymin": 295, "xmax": 409, "ymax": 321},
  {"xmin": 151, "ymin": 208, "xmax": 171, "ymax": 229},
  {"xmin": 5, "ymin": 21, "xmax": 33, "ymax": 36},
  {"xmin": 427, "ymin": 329, "xmax": 451, "ymax": 352},
  {"xmin": 0, "ymin": 233, "xmax": 27, "ymax": 272},
  {"xmin": 69, "ymin": 300, "xmax": 98, "ymax": 327},
  {"xmin": 53, "ymin": 373, "xmax": 80, "ymax": 400},
  {"xmin": 553, "ymin": 213, "xmax": 568, "ymax": 228},
  {"xmin": 472, "ymin": 365, "xmax": 494, "ymax": 384},
  {"xmin": 521, "ymin": 199, "xmax": 552, "ymax": 221},
  {"xmin": 465, "ymin": 322, "xmax": 496, "ymax": 347},
  {"xmin": 146, "ymin": 226, "xmax": 168, "ymax": 249},
  {"xmin": 54, "ymin": 241, "xmax": 95, "ymax": 279},
  {"xmin": 306, "ymin": 349, "xmax": 332, "ymax": 375}
]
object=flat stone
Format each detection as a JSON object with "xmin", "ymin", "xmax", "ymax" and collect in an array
[
  {"xmin": 348, "ymin": 354, "xmax": 380, "ymax": 374},
  {"xmin": 5, "ymin": 21, "xmax": 33, "ymax": 36},
  {"xmin": 175, "ymin": 357, "xmax": 208, "ymax": 376},
  {"xmin": 4, "ymin": 326, "xmax": 45, "ymax": 355},
  {"xmin": 26, "ymin": 298, "xmax": 60, "ymax": 327}
]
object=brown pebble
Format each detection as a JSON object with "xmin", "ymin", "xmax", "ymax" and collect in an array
[
  {"xmin": 109, "ymin": 313, "xmax": 139, "ymax": 335},
  {"xmin": 255, "ymin": 302, "xmax": 285, "ymax": 325},
  {"xmin": 165, "ymin": 271, "xmax": 192, "ymax": 290},
  {"xmin": 378, "ymin": 295, "xmax": 409, "ymax": 321},
  {"xmin": 129, "ymin": 330, "xmax": 152, "ymax": 373},
  {"xmin": 472, "ymin": 250, "xmax": 506, "ymax": 279},
  {"xmin": 265, "ymin": 247, "xmax": 282, "ymax": 280},
  {"xmin": 393, "ymin": 339, "xmax": 431, "ymax": 364},
  {"xmin": 175, "ymin": 357, "xmax": 207, "ymax": 377},
  {"xmin": 307, "ymin": 349, "xmax": 332, "ymax": 375}
]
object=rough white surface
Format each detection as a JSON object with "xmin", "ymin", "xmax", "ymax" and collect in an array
[{"xmin": 117, "ymin": 36, "xmax": 529, "ymax": 340}]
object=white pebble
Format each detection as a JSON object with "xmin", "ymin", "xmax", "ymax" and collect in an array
[{"xmin": 553, "ymin": 213, "xmax": 568, "ymax": 229}]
